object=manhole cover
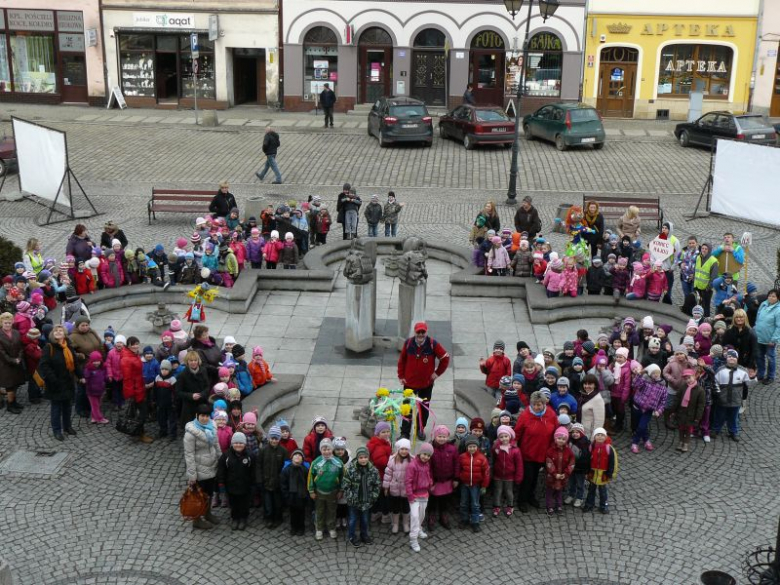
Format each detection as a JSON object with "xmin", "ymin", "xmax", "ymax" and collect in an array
[{"xmin": 0, "ymin": 450, "xmax": 70, "ymax": 476}]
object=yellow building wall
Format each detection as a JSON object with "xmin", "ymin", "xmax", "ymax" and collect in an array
[{"xmin": 583, "ymin": 15, "xmax": 757, "ymax": 119}]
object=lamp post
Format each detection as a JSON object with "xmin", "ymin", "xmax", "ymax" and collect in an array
[{"xmin": 504, "ymin": 0, "xmax": 560, "ymax": 205}]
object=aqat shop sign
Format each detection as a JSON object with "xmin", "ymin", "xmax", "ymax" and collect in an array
[{"xmin": 133, "ymin": 13, "xmax": 195, "ymax": 29}]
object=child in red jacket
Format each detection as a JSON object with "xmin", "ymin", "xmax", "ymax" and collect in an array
[
  {"xmin": 367, "ymin": 421, "xmax": 393, "ymax": 524},
  {"xmin": 491, "ymin": 425, "xmax": 524, "ymax": 517},
  {"xmin": 479, "ymin": 340, "xmax": 512, "ymax": 402},
  {"xmin": 302, "ymin": 415, "xmax": 334, "ymax": 463},
  {"xmin": 545, "ymin": 426, "xmax": 575, "ymax": 515},
  {"xmin": 428, "ymin": 425, "xmax": 460, "ymax": 532},
  {"xmin": 277, "ymin": 418, "xmax": 299, "ymax": 457},
  {"xmin": 457, "ymin": 436, "xmax": 490, "ymax": 532},
  {"xmin": 22, "ymin": 328, "xmax": 43, "ymax": 404}
]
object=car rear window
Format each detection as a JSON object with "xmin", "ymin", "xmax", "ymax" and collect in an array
[
  {"xmin": 475, "ymin": 110, "xmax": 508, "ymax": 122},
  {"xmin": 569, "ymin": 109, "xmax": 600, "ymax": 122},
  {"xmin": 736, "ymin": 116, "xmax": 770, "ymax": 130},
  {"xmin": 389, "ymin": 105, "xmax": 427, "ymax": 117}
]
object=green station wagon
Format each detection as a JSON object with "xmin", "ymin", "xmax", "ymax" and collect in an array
[{"xmin": 522, "ymin": 103, "xmax": 606, "ymax": 151}]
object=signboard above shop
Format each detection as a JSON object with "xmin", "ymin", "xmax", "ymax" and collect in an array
[
  {"xmin": 57, "ymin": 11, "xmax": 84, "ymax": 33},
  {"xmin": 8, "ymin": 9, "xmax": 55, "ymax": 31},
  {"xmin": 132, "ymin": 13, "xmax": 196, "ymax": 30}
]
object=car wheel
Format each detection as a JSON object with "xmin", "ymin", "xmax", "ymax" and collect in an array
[
  {"xmin": 379, "ymin": 132, "xmax": 388, "ymax": 148},
  {"xmin": 504, "ymin": 142, "xmax": 512, "ymax": 148},
  {"xmin": 439, "ymin": 125, "xmax": 447, "ymax": 139},
  {"xmin": 523, "ymin": 125, "xmax": 534, "ymax": 140},
  {"xmin": 0, "ymin": 159, "xmax": 6, "ymax": 178},
  {"xmin": 679, "ymin": 130, "xmax": 690, "ymax": 147},
  {"xmin": 423, "ymin": 140, "xmax": 432, "ymax": 148},
  {"xmin": 367, "ymin": 124, "xmax": 372, "ymax": 136},
  {"xmin": 593, "ymin": 142, "xmax": 604, "ymax": 150},
  {"xmin": 555, "ymin": 134, "xmax": 567, "ymax": 151},
  {"xmin": 464, "ymin": 135, "xmax": 474, "ymax": 150}
]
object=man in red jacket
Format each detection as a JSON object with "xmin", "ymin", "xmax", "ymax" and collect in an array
[{"xmin": 398, "ymin": 321, "xmax": 450, "ymax": 440}]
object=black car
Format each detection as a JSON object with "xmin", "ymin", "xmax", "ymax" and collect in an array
[
  {"xmin": 367, "ymin": 97, "xmax": 433, "ymax": 147},
  {"xmin": 675, "ymin": 112, "xmax": 777, "ymax": 148}
]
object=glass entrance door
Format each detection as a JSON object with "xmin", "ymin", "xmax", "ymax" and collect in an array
[
  {"xmin": 360, "ymin": 48, "xmax": 391, "ymax": 103},
  {"xmin": 60, "ymin": 53, "xmax": 87, "ymax": 102}
]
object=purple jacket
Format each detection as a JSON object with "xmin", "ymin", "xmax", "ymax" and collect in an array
[
  {"xmin": 610, "ymin": 267, "xmax": 630, "ymax": 292},
  {"xmin": 405, "ymin": 455, "xmax": 433, "ymax": 503},
  {"xmin": 246, "ymin": 237, "xmax": 265, "ymax": 264},
  {"xmin": 84, "ymin": 366, "xmax": 107, "ymax": 397},
  {"xmin": 430, "ymin": 441, "xmax": 459, "ymax": 483},
  {"xmin": 632, "ymin": 374, "xmax": 668, "ymax": 413}
]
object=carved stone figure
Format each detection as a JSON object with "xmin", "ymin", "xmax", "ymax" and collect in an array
[
  {"xmin": 344, "ymin": 238, "xmax": 376, "ymax": 284},
  {"xmin": 398, "ymin": 236, "xmax": 428, "ymax": 285}
]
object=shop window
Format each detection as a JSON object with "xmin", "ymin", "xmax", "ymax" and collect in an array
[
  {"xmin": 523, "ymin": 32, "xmax": 562, "ymax": 97},
  {"xmin": 181, "ymin": 34, "xmax": 215, "ymax": 100},
  {"xmin": 657, "ymin": 44, "xmax": 733, "ymax": 98},
  {"xmin": 413, "ymin": 29, "xmax": 445, "ymax": 48},
  {"xmin": 359, "ymin": 27, "xmax": 392, "ymax": 46},
  {"xmin": 11, "ymin": 34, "xmax": 56, "ymax": 93},
  {"xmin": 0, "ymin": 37, "xmax": 10, "ymax": 92},
  {"xmin": 119, "ymin": 34, "xmax": 155, "ymax": 97},
  {"xmin": 304, "ymin": 26, "xmax": 338, "ymax": 100}
]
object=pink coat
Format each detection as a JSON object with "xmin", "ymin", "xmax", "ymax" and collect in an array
[
  {"xmin": 543, "ymin": 270, "xmax": 565, "ymax": 293},
  {"xmin": 404, "ymin": 455, "xmax": 433, "ymax": 503},
  {"xmin": 645, "ymin": 271, "xmax": 668, "ymax": 300},
  {"xmin": 612, "ymin": 360, "xmax": 632, "ymax": 401},
  {"xmin": 382, "ymin": 455, "xmax": 411, "ymax": 497},
  {"xmin": 98, "ymin": 257, "xmax": 125, "ymax": 288},
  {"xmin": 230, "ymin": 242, "xmax": 247, "ymax": 269},
  {"xmin": 105, "ymin": 347, "xmax": 123, "ymax": 381},
  {"xmin": 561, "ymin": 267, "xmax": 578, "ymax": 297},
  {"xmin": 217, "ymin": 425, "xmax": 233, "ymax": 453},
  {"xmin": 628, "ymin": 271, "xmax": 647, "ymax": 298}
]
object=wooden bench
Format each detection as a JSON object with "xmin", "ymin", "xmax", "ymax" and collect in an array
[
  {"xmin": 148, "ymin": 188, "xmax": 214, "ymax": 224},
  {"xmin": 582, "ymin": 195, "xmax": 663, "ymax": 232}
]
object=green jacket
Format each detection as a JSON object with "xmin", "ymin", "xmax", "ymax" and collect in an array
[
  {"xmin": 341, "ymin": 460, "xmax": 381, "ymax": 510},
  {"xmin": 307, "ymin": 455, "xmax": 344, "ymax": 495}
]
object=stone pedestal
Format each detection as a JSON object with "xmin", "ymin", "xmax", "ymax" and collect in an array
[
  {"xmin": 244, "ymin": 197, "xmax": 269, "ymax": 223},
  {"xmin": 201, "ymin": 110, "xmax": 219, "ymax": 127},
  {"xmin": 397, "ymin": 281, "xmax": 426, "ymax": 341},
  {"xmin": 346, "ymin": 280, "xmax": 375, "ymax": 352}
]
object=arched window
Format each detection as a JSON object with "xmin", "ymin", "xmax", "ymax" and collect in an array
[
  {"xmin": 657, "ymin": 44, "xmax": 733, "ymax": 97},
  {"xmin": 413, "ymin": 29, "xmax": 445, "ymax": 48},
  {"xmin": 303, "ymin": 26, "xmax": 338, "ymax": 101},
  {"xmin": 359, "ymin": 27, "xmax": 392, "ymax": 46},
  {"xmin": 524, "ymin": 32, "xmax": 562, "ymax": 97}
]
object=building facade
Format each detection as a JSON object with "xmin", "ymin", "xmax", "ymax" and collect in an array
[
  {"xmin": 101, "ymin": 0, "xmax": 279, "ymax": 109},
  {"xmin": 583, "ymin": 0, "xmax": 759, "ymax": 119},
  {"xmin": 0, "ymin": 2, "xmax": 103, "ymax": 105},
  {"xmin": 752, "ymin": 0, "xmax": 780, "ymax": 117},
  {"xmin": 282, "ymin": 0, "xmax": 586, "ymax": 113}
]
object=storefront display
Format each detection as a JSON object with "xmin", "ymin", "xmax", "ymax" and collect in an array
[
  {"xmin": 0, "ymin": 36, "xmax": 10, "ymax": 92},
  {"xmin": 11, "ymin": 34, "xmax": 56, "ymax": 93},
  {"xmin": 657, "ymin": 44, "xmax": 732, "ymax": 97},
  {"xmin": 304, "ymin": 26, "xmax": 338, "ymax": 100},
  {"xmin": 523, "ymin": 32, "xmax": 562, "ymax": 98}
]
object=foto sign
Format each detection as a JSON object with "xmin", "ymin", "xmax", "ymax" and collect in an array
[{"xmin": 648, "ymin": 237, "xmax": 674, "ymax": 262}]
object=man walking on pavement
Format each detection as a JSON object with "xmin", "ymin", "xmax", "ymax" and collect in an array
[
  {"xmin": 398, "ymin": 322, "xmax": 450, "ymax": 441},
  {"xmin": 256, "ymin": 127, "xmax": 283, "ymax": 184},
  {"xmin": 319, "ymin": 83, "xmax": 336, "ymax": 128}
]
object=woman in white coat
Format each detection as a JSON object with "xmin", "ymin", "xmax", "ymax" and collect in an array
[
  {"xmin": 183, "ymin": 403, "xmax": 221, "ymax": 529},
  {"xmin": 579, "ymin": 373, "xmax": 606, "ymax": 440}
]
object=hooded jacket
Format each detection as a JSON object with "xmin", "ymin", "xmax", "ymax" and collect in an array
[
  {"xmin": 382, "ymin": 454, "xmax": 411, "ymax": 497},
  {"xmin": 491, "ymin": 440, "xmax": 524, "ymax": 482},
  {"xmin": 404, "ymin": 455, "xmax": 433, "ymax": 503},
  {"xmin": 755, "ymin": 300, "xmax": 780, "ymax": 345},
  {"xmin": 342, "ymin": 459, "xmax": 381, "ymax": 510}
]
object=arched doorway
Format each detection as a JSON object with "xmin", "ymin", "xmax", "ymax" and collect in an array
[
  {"xmin": 303, "ymin": 26, "xmax": 339, "ymax": 103},
  {"xmin": 411, "ymin": 29, "xmax": 446, "ymax": 106},
  {"xmin": 596, "ymin": 47, "xmax": 638, "ymax": 118},
  {"xmin": 469, "ymin": 30, "xmax": 506, "ymax": 106},
  {"xmin": 358, "ymin": 27, "xmax": 393, "ymax": 103}
]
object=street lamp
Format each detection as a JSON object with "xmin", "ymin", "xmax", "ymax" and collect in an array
[{"xmin": 504, "ymin": 0, "xmax": 560, "ymax": 205}]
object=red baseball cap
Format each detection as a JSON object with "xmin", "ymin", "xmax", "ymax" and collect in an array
[{"xmin": 414, "ymin": 322, "xmax": 428, "ymax": 333}]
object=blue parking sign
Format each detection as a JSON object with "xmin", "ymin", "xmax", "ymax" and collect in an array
[{"xmin": 190, "ymin": 33, "xmax": 199, "ymax": 52}]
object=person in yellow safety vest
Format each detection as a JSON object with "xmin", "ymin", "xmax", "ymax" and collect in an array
[
  {"xmin": 712, "ymin": 232, "xmax": 745, "ymax": 280},
  {"xmin": 23, "ymin": 238, "xmax": 44, "ymax": 276},
  {"xmin": 693, "ymin": 242, "xmax": 719, "ymax": 318},
  {"xmin": 656, "ymin": 222, "xmax": 681, "ymax": 305}
]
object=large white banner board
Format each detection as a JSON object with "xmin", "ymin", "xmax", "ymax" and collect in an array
[
  {"xmin": 11, "ymin": 118, "xmax": 69, "ymax": 208},
  {"xmin": 711, "ymin": 139, "xmax": 780, "ymax": 226}
]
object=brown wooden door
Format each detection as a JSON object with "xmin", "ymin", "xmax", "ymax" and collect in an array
[
  {"xmin": 411, "ymin": 50, "xmax": 446, "ymax": 106},
  {"xmin": 60, "ymin": 53, "xmax": 88, "ymax": 103},
  {"xmin": 597, "ymin": 61, "xmax": 636, "ymax": 118},
  {"xmin": 771, "ymin": 46, "xmax": 780, "ymax": 117},
  {"xmin": 470, "ymin": 50, "xmax": 505, "ymax": 106},
  {"xmin": 359, "ymin": 47, "xmax": 392, "ymax": 103}
]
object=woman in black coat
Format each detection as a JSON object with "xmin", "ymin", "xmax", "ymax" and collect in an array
[
  {"xmin": 177, "ymin": 350, "xmax": 211, "ymax": 428},
  {"xmin": 0, "ymin": 312, "xmax": 26, "ymax": 414},
  {"xmin": 209, "ymin": 181, "xmax": 238, "ymax": 219},
  {"xmin": 65, "ymin": 224, "xmax": 95, "ymax": 264},
  {"xmin": 722, "ymin": 308, "xmax": 758, "ymax": 375},
  {"xmin": 38, "ymin": 324, "xmax": 79, "ymax": 441},
  {"xmin": 583, "ymin": 200, "xmax": 605, "ymax": 258},
  {"xmin": 190, "ymin": 325, "xmax": 223, "ymax": 384}
]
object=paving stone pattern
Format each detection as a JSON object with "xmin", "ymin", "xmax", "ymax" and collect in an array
[{"xmin": 0, "ymin": 105, "xmax": 779, "ymax": 584}]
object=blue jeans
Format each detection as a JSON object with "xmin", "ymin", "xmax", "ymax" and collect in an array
[
  {"xmin": 347, "ymin": 507, "xmax": 370, "ymax": 541},
  {"xmin": 631, "ymin": 405, "xmax": 653, "ymax": 444},
  {"xmin": 757, "ymin": 343, "xmax": 776, "ymax": 381},
  {"xmin": 257, "ymin": 155, "xmax": 282, "ymax": 182},
  {"xmin": 367, "ymin": 223, "xmax": 378, "ymax": 237},
  {"xmin": 713, "ymin": 405, "xmax": 740, "ymax": 436},
  {"xmin": 384, "ymin": 223, "xmax": 397, "ymax": 237},
  {"xmin": 567, "ymin": 472, "xmax": 585, "ymax": 500},
  {"xmin": 263, "ymin": 488, "xmax": 283, "ymax": 522},
  {"xmin": 50, "ymin": 399, "xmax": 72, "ymax": 435},
  {"xmin": 459, "ymin": 484, "xmax": 481, "ymax": 524},
  {"xmin": 345, "ymin": 210, "xmax": 358, "ymax": 236},
  {"xmin": 585, "ymin": 483, "xmax": 608, "ymax": 509},
  {"xmin": 681, "ymin": 278, "xmax": 694, "ymax": 299}
]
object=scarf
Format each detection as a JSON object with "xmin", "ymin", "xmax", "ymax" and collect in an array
[
  {"xmin": 109, "ymin": 260, "xmax": 120, "ymax": 286},
  {"xmin": 530, "ymin": 406, "xmax": 545, "ymax": 418},
  {"xmin": 60, "ymin": 340, "xmax": 75, "ymax": 373},
  {"xmin": 193, "ymin": 417, "xmax": 217, "ymax": 445},
  {"xmin": 584, "ymin": 207, "xmax": 599, "ymax": 227},
  {"xmin": 198, "ymin": 337, "xmax": 214, "ymax": 348},
  {"xmin": 681, "ymin": 380, "xmax": 697, "ymax": 408}
]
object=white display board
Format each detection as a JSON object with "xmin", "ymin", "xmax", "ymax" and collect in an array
[
  {"xmin": 11, "ymin": 118, "xmax": 70, "ymax": 207},
  {"xmin": 712, "ymin": 140, "xmax": 780, "ymax": 226}
]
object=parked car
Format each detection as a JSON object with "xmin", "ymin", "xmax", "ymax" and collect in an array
[
  {"xmin": 438, "ymin": 105, "xmax": 514, "ymax": 150},
  {"xmin": 367, "ymin": 97, "xmax": 433, "ymax": 147},
  {"xmin": 522, "ymin": 103, "xmax": 605, "ymax": 151},
  {"xmin": 675, "ymin": 112, "xmax": 777, "ymax": 148},
  {"xmin": 0, "ymin": 134, "xmax": 16, "ymax": 177}
]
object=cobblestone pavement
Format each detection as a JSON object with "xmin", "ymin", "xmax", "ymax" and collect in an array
[{"xmin": 1, "ymin": 105, "xmax": 779, "ymax": 585}]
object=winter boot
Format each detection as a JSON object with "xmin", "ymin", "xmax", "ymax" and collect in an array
[
  {"xmin": 410, "ymin": 538, "xmax": 420, "ymax": 552},
  {"xmin": 371, "ymin": 512, "xmax": 382, "ymax": 523},
  {"xmin": 192, "ymin": 517, "xmax": 213, "ymax": 530},
  {"xmin": 391, "ymin": 513, "xmax": 400, "ymax": 534},
  {"xmin": 204, "ymin": 502, "xmax": 220, "ymax": 525},
  {"xmin": 381, "ymin": 513, "xmax": 391, "ymax": 524},
  {"xmin": 439, "ymin": 513, "xmax": 452, "ymax": 530},
  {"xmin": 426, "ymin": 513, "xmax": 436, "ymax": 533},
  {"xmin": 402, "ymin": 514, "xmax": 410, "ymax": 533},
  {"xmin": 211, "ymin": 493, "xmax": 220, "ymax": 509},
  {"xmin": 6, "ymin": 391, "xmax": 22, "ymax": 414},
  {"xmin": 681, "ymin": 436, "xmax": 690, "ymax": 453}
]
